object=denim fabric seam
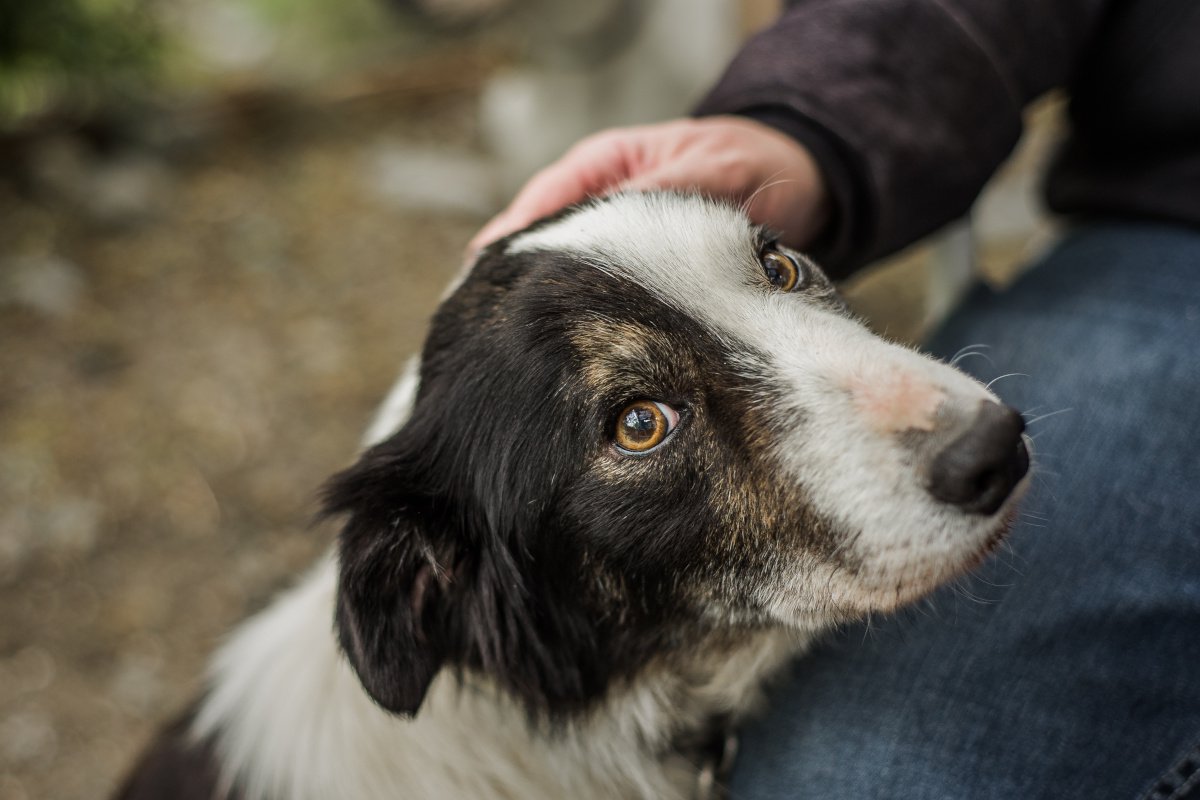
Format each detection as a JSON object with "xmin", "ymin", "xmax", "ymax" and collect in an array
[{"xmin": 1138, "ymin": 737, "xmax": 1200, "ymax": 800}]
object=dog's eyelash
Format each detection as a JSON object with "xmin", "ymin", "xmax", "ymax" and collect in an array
[{"xmin": 755, "ymin": 228, "xmax": 784, "ymax": 252}]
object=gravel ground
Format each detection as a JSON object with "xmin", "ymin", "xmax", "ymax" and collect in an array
[{"xmin": 0, "ymin": 84, "xmax": 486, "ymax": 800}]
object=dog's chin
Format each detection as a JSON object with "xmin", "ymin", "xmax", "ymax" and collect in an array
[
  {"xmin": 963, "ymin": 471, "xmax": 1031, "ymax": 569},
  {"xmin": 863, "ymin": 474, "xmax": 1032, "ymax": 614}
]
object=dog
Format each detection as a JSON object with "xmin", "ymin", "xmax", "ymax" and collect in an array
[{"xmin": 116, "ymin": 191, "xmax": 1030, "ymax": 799}]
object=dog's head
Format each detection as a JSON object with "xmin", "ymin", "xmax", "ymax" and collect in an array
[{"xmin": 325, "ymin": 193, "xmax": 1029, "ymax": 717}]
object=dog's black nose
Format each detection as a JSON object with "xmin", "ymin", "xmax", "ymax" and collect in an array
[{"xmin": 926, "ymin": 402, "xmax": 1029, "ymax": 515}]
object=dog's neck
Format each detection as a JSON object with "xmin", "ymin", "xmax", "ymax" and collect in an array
[{"xmin": 193, "ymin": 554, "xmax": 805, "ymax": 799}]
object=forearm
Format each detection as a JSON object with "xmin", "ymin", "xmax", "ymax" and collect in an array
[{"xmin": 696, "ymin": 0, "xmax": 1110, "ymax": 277}]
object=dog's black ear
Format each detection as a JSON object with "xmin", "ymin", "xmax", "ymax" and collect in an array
[
  {"xmin": 323, "ymin": 443, "xmax": 455, "ymax": 716},
  {"xmin": 324, "ymin": 365, "xmax": 604, "ymax": 716}
]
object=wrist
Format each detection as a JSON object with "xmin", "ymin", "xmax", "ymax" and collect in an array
[
  {"xmin": 696, "ymin": 114, "xmax": 831, "ymax": 250},
  {"xmin": 708, "ymin": 108, "xmax": 870, "ymax": 278}
]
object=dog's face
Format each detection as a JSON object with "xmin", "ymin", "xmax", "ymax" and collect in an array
[{"xmin": 327, "ymin": 193, "xmax": 1029, "ymax": 718}]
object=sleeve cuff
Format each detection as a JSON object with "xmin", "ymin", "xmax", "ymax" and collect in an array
[{"xmin": 695, "ymin": 104, "xmax": 877, "ymax": 280}]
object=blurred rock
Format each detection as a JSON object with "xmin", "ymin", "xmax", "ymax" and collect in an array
[
  {"xmin": 42, "ymin": 498, "xmax": 102, "ymax": 557},
  {"xmin": 24, "ymin": 135, "xmax": 171, "ymax": 229},
  {"xmin": 366, "ymin": 143, "xmax": 497, "ymax": 217},
  {"xmin": 178, "ymin": 1, "xmax": 277, "ymax": 71},
  {"xmin": 0, "ymin": 255, "xmax": 86, "ymax": 319},
  {"xmin": 81, "ymin": 154, "xmax": 172, "ymax": 229},
  {"xmin": 0, "ymin": 498, "xmax": 102, "ymax": 582},
  {"xmin": 0, "ymin": 710, "xmax": 56, "ymax": 766}
]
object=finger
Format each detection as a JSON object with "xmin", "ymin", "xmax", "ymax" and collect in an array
[
  {"xmin": 468, "ymin": 210, "xmax": 520, "ymax": 256},
  {"xmin": 618, "ymin": 165, "xmax": 723, "ymax": 197},
  {"xmin": 466, "ymin": 175, "xmax": 594, "ymax": 256},
  {"xmin": 620, "ymin": 164, "xmax": 818, "ymax": 240},
  {"xmin": 469, "ymin": 134, "xmax": 635, "ymax": 253}
]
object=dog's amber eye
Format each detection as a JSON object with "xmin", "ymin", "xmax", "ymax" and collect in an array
[
  {"xmin": 614, "ymin": 401, "xmax": 680, "ymax": 455},
  {"xmin": 761, "ymin": 247, "xmax": 802, "ymax": 292}
]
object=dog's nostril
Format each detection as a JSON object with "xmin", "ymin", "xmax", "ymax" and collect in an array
[{"xmin": 926, "ymin": 402, "xmax": 1029, "ymax": 515}]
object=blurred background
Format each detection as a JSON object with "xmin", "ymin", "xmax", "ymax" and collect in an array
[{"xmin": 0, "ymin": 1, "xmax": 1061, "ymax": 797}]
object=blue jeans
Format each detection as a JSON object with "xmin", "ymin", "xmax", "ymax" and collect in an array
[{"xmin": 732, "ymin": 223, "xmax": 1200, "ymax": 799}]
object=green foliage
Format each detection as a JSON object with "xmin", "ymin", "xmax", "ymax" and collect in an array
[{"xmin": 0, "ymin": 0, "xmax": 162, "ymax": 123}]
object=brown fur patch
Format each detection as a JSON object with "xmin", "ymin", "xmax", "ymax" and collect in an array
[{"xmin": 568, "ymin": 317, "xmax": 674, "ymax": 398}]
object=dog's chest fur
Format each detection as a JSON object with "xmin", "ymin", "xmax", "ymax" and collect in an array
[{"xmin": 178, "ymin": 559, "xmax": 800, "ymax": 799}]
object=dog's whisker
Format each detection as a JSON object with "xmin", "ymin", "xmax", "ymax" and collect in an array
[
  {"xmin": 1024, "ymin": 407, "xmax": 1074, "ymax": 426},
  {"xmin": 971, "ymin": 573, "xmax": 1015, "ymax": 589},
  {"xmin": 985, "ymin": 372, "xmax": 1029, "ymax": 390},
  {"xmin": 859, "ymin": 611, "xmax": 878, "ymax": 644},
  {"xmin": 1032, "ymin": 475, "xmax": 1062, "ymax": 503},
  {"xmin": 948, "ymin": 344, "xmax": 991, "ymax": 367},
  {"xmin": 739, "ymin": 172, "xmax": 796, "ymax": 215},
  {"xmin": 950, "ymin": 581, "xmax": 995, "ymax": 606},
  {"xmin": 949, "ymin": 350, "xmax": 994, "ymax": 368}
]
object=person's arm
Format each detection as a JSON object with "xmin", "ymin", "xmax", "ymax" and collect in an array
[{"xmin": 697, "ymin": 0, "xmax": 1111, "ymax": 277}]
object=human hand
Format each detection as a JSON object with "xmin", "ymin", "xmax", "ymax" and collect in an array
[{"xmin": 468, "ymin": 116, "xmax": 830, "ymax": 254}]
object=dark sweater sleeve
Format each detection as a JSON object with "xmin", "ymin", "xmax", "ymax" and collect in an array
[{"xmin": 695, "ymin": 0, "xmax": 1110, "ymax": 278}]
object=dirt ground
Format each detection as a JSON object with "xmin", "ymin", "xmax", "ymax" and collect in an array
[
  {"xmin": 0, "ymin": 75, "xmax": 490, "ymax": 797},
  {"xmin": 0, "ymin": 52, "xmax": 947, "ymax": 799}
]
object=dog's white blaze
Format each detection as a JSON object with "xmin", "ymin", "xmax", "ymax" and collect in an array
[{"xmin": 512, "ymin": 193, "xmax": 1002, "ymax": 617}]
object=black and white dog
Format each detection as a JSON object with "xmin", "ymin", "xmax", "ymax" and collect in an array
[{"xmin": 118, "ymin": 192, "xmax": 1029, "ymax": 799}]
